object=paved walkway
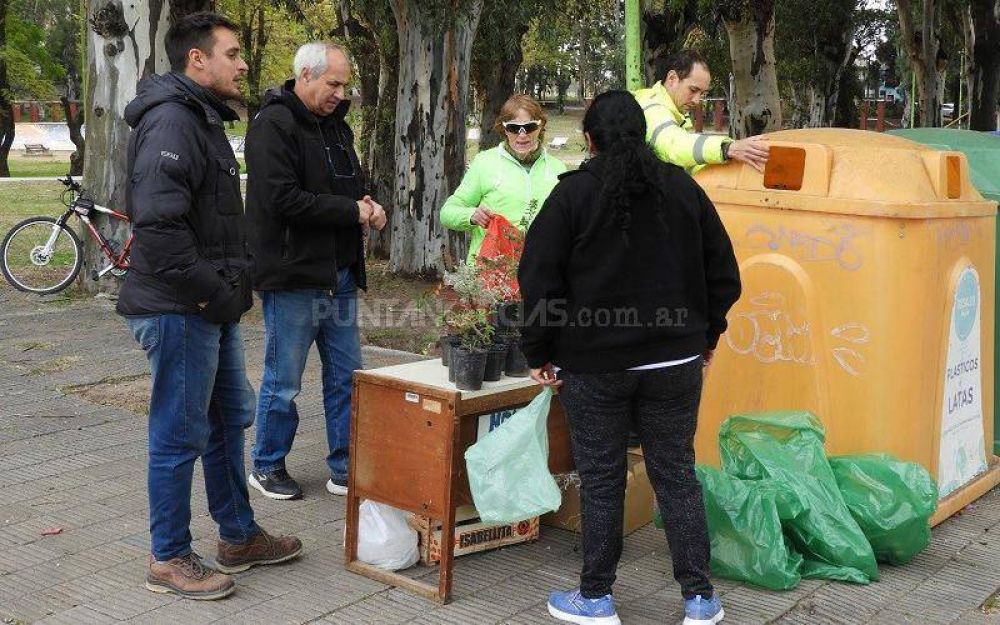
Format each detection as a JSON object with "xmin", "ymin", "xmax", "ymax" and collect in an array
[{"xmin": 1, "ymin": 286, "xmax": 1000, "ymax": 624}]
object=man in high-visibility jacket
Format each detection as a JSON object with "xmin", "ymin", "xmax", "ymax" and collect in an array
[{"xmin": 634, "ymin": 49, "xmax": 769, "ymax": 173}]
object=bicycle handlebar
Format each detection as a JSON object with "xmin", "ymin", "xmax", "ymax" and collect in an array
[{"xmin": 58, "ymin": 176, "xmax": 82, "ymax": 192}]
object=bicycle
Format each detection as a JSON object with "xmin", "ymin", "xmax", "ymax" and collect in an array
[{"xmin": 0, "ymin": 175, "xmax": 132, "ymax": 295}]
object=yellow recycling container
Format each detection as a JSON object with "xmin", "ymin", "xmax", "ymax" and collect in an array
[{"xmin": 694, "ymin": 129, "xmax": 1000, "ymax": 525}]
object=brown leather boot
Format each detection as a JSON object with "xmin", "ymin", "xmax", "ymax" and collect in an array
[
  {"xmin": 145, "ymin": 553, "xmax": 235, "ymax": 600},
  {"xmin": 215, "ymin": 527, "xmax": 303, "ymax": 574}
]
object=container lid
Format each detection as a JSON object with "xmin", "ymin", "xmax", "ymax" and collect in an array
[
  {"xmin": 693, "ymin": 128, "xmax": 996, "ymax": 219},
  {"xmin": 888, "ymin": 128, "xmax": 1000, "ymax": 202}
]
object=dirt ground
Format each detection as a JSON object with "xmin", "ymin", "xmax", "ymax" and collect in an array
[{"xmin": 52, "ymin": 258, "xmax": 441, "ymax": 415}]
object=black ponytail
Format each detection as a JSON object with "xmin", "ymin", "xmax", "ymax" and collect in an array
[{"xmin": 582, "ymin": 91, "xmax": 667, "ymax": 243}]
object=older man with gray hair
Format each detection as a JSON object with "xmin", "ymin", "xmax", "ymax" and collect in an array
[{"xmin": 245, "ymin": 42, "xmax": 386, "ymax": 501}]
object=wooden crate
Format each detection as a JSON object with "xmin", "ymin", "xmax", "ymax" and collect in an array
[{"xmin": 410, "ymin": 505, "xmax": 539, "ymax": 565}]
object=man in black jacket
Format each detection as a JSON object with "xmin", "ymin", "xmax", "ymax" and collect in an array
[
  {"xmin": 245, "ymin": 42, "xmax": 386, "ymax": 501},
  {"xmin": 119, "ymin": 12, "xmax": 301, "ymax": 601}
]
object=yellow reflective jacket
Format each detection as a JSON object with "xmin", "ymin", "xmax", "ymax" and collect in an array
[{"xmin": 632, "ymin": 82, "xmax": 729, "ymax": 175}]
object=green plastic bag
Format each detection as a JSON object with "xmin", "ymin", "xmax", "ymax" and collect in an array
[
  {"xmin": 829, "ymin": 454, "xmax": 938, "ymax": 565},
  {"xmin": 464, "ymin": 387, "xmax": 561, "ymax": 524},
  {"xmin": 719, "ymin": 412, "xmax": 879, "ymax": 584},
  {"xmin": 697, "ymin": 465, "xmax": 803, "ymax": 590}
]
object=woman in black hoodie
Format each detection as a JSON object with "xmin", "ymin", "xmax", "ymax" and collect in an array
[{"xmin": 518, "ymin": 91, "xmax": 740, "ymax": 625}]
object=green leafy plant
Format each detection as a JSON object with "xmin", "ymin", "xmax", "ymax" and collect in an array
[{"xmin": 446, "ymin": 307, "xmax": 495, "ymax": 352}]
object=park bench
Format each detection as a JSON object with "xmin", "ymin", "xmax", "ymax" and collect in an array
[{"xmin": 23, "ymin": 143, "xmax": 51, "ymax": 157}]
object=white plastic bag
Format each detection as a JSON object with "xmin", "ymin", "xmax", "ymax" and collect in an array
[{"xmin": 355, "ymin": 500, "xmax": 419, "ymax": 571}]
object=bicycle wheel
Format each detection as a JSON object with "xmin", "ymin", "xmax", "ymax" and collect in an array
[{"xmin": 1, "ymin": 216, "xmax": 83, "ymax": 294}]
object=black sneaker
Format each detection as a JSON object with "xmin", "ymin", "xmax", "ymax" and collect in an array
[{"xmin": 248, "ymin": 468, "xmax": 302, "ymax": 500}]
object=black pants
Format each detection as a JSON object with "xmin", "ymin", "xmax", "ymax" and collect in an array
[{"xmin": 558, "ymin": 360, "xmax": 713, "ymax": 599}]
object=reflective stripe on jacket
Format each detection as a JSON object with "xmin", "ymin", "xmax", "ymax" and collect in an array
[{"xmin": 632, "ymin": 82, "xmax": 728, "ymax": 174}]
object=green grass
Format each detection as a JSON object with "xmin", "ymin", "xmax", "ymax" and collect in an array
[
  {"xmin": 8, "ymin": 159, "xmax": 77, "ymax": 178},
  {"xmin": 0, "ymin": 180, "xmax": 66, "ymax": 234}
]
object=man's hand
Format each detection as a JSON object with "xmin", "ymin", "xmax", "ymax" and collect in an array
[
  {"xmin": 703, "ymin": 349, "xmax": 715, "ymax": 367},
  {"xmin": 470, "ymin": 205, "xmax": 493, "ymax": 228},
  {"xmin": 726, "ymin": 136, "xmax": 769, "ymax": 172},
  {"xmin": 364, "ymin": 196, "xmax": 387, "ymax": 231},
  {"xmin": 529, "ymin": 363, "xmax": 562, "ymax": 388},
  {"xmin": 357, "ymin": 198, "xmax": 373, "ymax": 225}
]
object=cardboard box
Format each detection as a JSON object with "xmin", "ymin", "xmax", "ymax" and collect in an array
[
  {"xmin": 541, "ymin": 452, "xmax": 654, "ymax": 535},
  {"xmin": 410, "ymin": 505, "xmax": 539, "ymax": 565}
]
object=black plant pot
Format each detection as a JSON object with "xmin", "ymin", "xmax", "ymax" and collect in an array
[
  {"xmin": 452, "ymin": 347, "xmax": 487, "ymax": 391},
  {"xmin": 440, "ymin": 334, "xmax": 459, "ymax": 367},
  {"xmin": 504, "ymin": 339, "xmax": 530, "ymax": 377},
  {"xmin": 484, "ymin": 342, "xmax": 508, "ymax": 382}
]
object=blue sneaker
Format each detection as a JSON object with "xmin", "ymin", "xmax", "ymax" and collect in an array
[
  {"xmin": 683, "ymin": 594, "xmax": 725, "ymax": 625},
  {"xmin": 547, "ymin": 588, "xmax": 621, "ymax": 625}
]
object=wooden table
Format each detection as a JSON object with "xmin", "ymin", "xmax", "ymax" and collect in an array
[{"xmin": 343, "ymin": 358, "xmax": 574, "ymax": 603}]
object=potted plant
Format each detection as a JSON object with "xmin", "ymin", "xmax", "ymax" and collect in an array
[
  {"xmin": 483, "ymin": 336, "xmax": 508, "ymax": 381},
  {"xmin": 446, "ymin": 307, "xmax": 494, "ymax": 390},
  {"xmin": 438, "ymin": 263, "xmax": 492, "ymax": 368},
  {"xmin": 475, "ymin": 232, "xmax": 522, "ymax": 338},
  {"xmin": 504, "ymin": 331, "xmax": 530, "ymax": 377}
]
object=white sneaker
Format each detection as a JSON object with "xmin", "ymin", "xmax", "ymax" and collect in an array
[{"xmin": 326, "ymin": 478, "xmax": 348, "ymax": 496}]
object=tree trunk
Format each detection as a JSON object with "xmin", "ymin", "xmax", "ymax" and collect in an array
[
  {"xmin": 62, "ymin": 55, "xmax": 86, "ymax": 176},
  {"xmin": 723, "ymin": 1, "xmax": 782, "ymax": 137},
  {"xmin": 969, "ymin": 0, "xmax": 1000, "ymax": 130},
  {"xmin": 365, "ymin": 57, "xmax": 398, "ymax": 258},
  {"xmin": 824, "ymin": 23, "xmax": 857, "ymax": 127},
  {"xmin": 476, "ymin": 24, "xmax": 526, "ymax": 152},
  {"xmin": 82, "ymin": 0, "xmax": 212, "ymax": 294},
  {"xmin": 0, "ymin": 0, "xmax": 13, "ymax": 178},
  {"xmin": 61, "ymin": 96, "xmax": 85, "ymax": 176},
  {"xmin": 341, "ymin": 0, "xmax": 397, "ymax": 259},
  {"xmin": 806, "ymin": 85, "xmax": 825, "ymax": 127},
  {"xmin": 239, "ymin": 1, "xmax": 267, "ymax": 121},
  {"xmin": 388, "ymin": 0, "xmax": 483, "ymax": 275},
  {"xmin": 897, "ymin": 0, "xmax": 941, "ymax": 127},
  {"xmin": 641, "ymin": 1, "xmax": 700, "ymax": 85},
  {"xmin": 576, "ymin": 22, "xmax": 587, "ymax": 102}
]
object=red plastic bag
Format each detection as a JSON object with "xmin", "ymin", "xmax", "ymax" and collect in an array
[{"xmin": 476, "ymin": 215, "xmax": 522, "ymax": 300}]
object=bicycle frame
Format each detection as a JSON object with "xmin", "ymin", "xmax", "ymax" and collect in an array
[{"xmin": 53, "ymin": 196, "xmax": 133, "ymax": 279}]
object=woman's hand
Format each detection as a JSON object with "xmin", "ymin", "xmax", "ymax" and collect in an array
[
  {"xmin": 470, "ymin": 205, "xmax": 494, "ymax": 228},
  {"xmin": 530, "ymin": 363, "xmax": 562, "ymax": 388}
]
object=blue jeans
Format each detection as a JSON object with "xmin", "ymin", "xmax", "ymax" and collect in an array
[
  {"xmin": 126, "ymin": 314, "xmax": 260, "ymax": 561},
  {"xmin": 252, "ymin": 267, "xmax": 362, "ymax": 481}
]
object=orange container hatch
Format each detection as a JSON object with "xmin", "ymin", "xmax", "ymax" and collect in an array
[{"xmin": 694, "ymin": 129, "xmax": 1000, "ymax": 525}]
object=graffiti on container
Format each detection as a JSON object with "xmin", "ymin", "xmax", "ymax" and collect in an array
[
  {"xmin": 726, "ymin": 292, "xmax": 871, "ymax": 375},
  {"xmin": 935, "ymin": 222, "xmax": 971, "ymax": 248},
  {"xmin": 726, "ymin": 293, "xmax": 815, "ymax": 364},
  {"xmin": 743, "ymin": 223, "xmax": 863, "ymax": 271},
  {"xmin": 830, "ymin": 322, "xmax": 869, "ymax": 376}
]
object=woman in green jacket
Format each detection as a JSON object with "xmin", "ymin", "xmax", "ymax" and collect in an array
[{"xmin": 441, "ymin": 94, "xmax": 567, "ymax": 263}]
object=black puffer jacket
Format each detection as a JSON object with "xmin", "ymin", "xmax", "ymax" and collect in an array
[
  {"xmin": 245, "ymin": 80, "xmax": 367, "ymax": 291},
  {"xmin": 116, "ymin": 72, "xmax": 251, "ymax": 324},
  {"xmin": 518, "ymin": 155, "xmax": 742, "ymax": 372}
]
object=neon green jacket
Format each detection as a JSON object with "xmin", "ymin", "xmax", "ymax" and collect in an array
[
  {"xmin": 440, "ymin": 145, "xmax": 567, "ymax": 263},
  {"xmin": 632, "ymin": 82, "xmax": 730, "ymax": 174}
]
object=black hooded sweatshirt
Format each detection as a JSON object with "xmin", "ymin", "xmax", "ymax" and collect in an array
[
  {"xmin": 116, "ymin": 72, "xmax": 251, "ymax": 325},
  {"xmin": 244, "ymin": 80, "xmax": 367, "ymax": 292},
  {"xmin": 517, "ymin": 155, "xmax": 742, "ymax": 372}
]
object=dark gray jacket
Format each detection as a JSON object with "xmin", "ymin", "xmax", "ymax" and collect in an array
[{"xmin": 116, "ymin": 72, "xmax": 251, "ymax": 324}]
